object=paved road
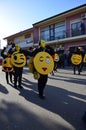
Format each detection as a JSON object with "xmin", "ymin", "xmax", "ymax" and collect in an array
[{"xmin": 0, "ymin": 66, "xmax": 86, "ymax": 130}]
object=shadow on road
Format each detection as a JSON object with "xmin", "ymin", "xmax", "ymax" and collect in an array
[
  {"xmin": 18, "ymin": 77, "xmax": 86, "ymax": 130},
  {"xmin": 0, "ymin": 100, "xmax": 66, "ymax": 130},
  {"xmin": 0, "ymin": 67, "xmax": 86, "ymax": 130},
  {"xmin": 0, "ymin": 84, "xmax": 9, "ymax": 94},
  {"xmin": 49, "ymin": 75, "xmax": 86, "ymax": 85}
]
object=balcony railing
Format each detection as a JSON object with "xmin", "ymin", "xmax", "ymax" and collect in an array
[{"xmin": 41, "ymin": 28, "xmax": 86, "ymax": 42}]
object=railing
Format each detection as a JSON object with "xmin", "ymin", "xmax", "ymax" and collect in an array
[{"xmin": 41, "ymin": 28, "xmax": 86, "ymax": 42}]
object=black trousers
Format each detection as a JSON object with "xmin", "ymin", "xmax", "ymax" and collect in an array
[
  {"xmin": 73, "ymin": 64, "xmax": 81, "ymax": 74},
  {"xmin": 6, "ymin": 72, "xmax": 12, "ymax": 83},
  {"xmin": 38, "ymin": 74, "xmax": 48, "ymax": 96},
  {"xmin": 14, "ymin": 67, "xmax": 23, "ymax": 86}
]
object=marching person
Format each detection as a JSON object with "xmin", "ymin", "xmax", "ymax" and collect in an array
[
  {"xmin": 28, "ymin": 40, "xmax": 54, "ymax": 99},
  {"xmin": 71, "ymin": 47, "xmax": 83, "ymax": 75},
  {"xmin": 1, "ymin": 47, "xmax": 13, "ymax": 84},
  {"xmin": 8, "ymin": 43, "xmax": 26, "ymax": 89}
]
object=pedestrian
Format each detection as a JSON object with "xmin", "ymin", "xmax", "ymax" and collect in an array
[
  {"xmin": 9, "ymin": 43, "xmax": 26, "ymax": 89},
  {"xmin": 28, "ymin": 40, "xmax": 54, "ymax": 99},
  {"xmin": 1, "ymin": 47, "xmax": 13, "ymax": 84},
  {"xmin": 71, "ymin": 47, "xmax": 83, "ymax": 75}
]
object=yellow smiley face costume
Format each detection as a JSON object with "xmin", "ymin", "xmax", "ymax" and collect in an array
[
  {"xmin": 71, "ymin": 54, "xmax": 82, "ymax": 65},
  {"xmin": 28, "ymin": 57, "xmax": 34, "ymax": 73},
  {"xmin": 11, "ymin": 51, "xmax": 26, "ymax": 67},
  {"xmin": 54, "ymin": 53, "xmax": 59, "ymax": 62},
  {"xmin": 28, "ymin": 57, "xmax": 40, "ymax": 80},
  {"xmin": 33, "ymin": 52, "xmax": 54, "ymax": 75},
  {"xmin": 83, "ymin": 54, "xmax": 86, "ymax": 63},
  {"xmin": 2, "ymin": 57, "xmax": 13, "ymax": 72}
]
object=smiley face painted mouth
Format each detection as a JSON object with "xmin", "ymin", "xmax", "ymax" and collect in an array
[
  {"xmin": 3, "ymin": 67, "xmax": 13, "ymax": 72},
  {"xmin": 42, "ymin": 67, "xmax": 47, "ymax": 71},
  {"xmin": 14, "ymin": 62, "xmax": 24, "ymax": 65}
]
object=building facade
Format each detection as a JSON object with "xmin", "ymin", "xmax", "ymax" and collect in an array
[
  {"xmin": 4, "ymin": 4, "xmax": 86, "ymax": 54},
  {"xmin": 3, "ymin": 28, "xmax": 33, "ymax": 50}
]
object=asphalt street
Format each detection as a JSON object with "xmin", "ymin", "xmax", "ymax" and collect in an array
[{"xmin": 0, "ymin": 66, "xmax": 86, "ymax": 130}]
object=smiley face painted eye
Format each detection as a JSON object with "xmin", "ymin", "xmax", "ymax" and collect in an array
[
  {"xmin": 39, "ymin": 56, "xmax": 44, "ymax": 62},
  {"xmin": 14, "ymin": 55, "xmax": 17, "ymax": 60},
  {"xmin": 4, "ymin": 60, "xmax": 7, "ymax": 64},
  {"xmin": 46, "ymin": 58, "xmax": 50, "ymax": 63}
]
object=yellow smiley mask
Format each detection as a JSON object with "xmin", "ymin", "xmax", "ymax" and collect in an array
[
  {"xmin": 54, "ymin": 53, "xmax": 59, "ymax": 62},
  {"xmin": 33, "ymin": 52, "xmax": 54, "ymax": 75},
  {"xmin": 40, "ymin": 40, "xmax": 46, "ymax": 48},
  {"xmin": 2, "ymin": 57, "xmax": 13, "ymax": 72},
  {"xmin": 15, "ymin": 44, "xmax": 20, "ymax": 51},
  {"xmin": 11, "ymin": 51, "xmax": 26, "ymax": 67},
  {"xmin": 83, "ymin": 54, "xmax": 86, "ymax": 63},
  {"xmin": 71, "ymin": 54, "xmax": 82, "ymax": 65}
]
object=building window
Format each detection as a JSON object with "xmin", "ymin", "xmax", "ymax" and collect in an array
[
  {"xmin": 49, "ymin": 25, "xmax": 55, "ymax": 40},
  {"xmin": 25, "ymin": 34, "xmax": 32, "ymax": 43},
  {"xmin": 40, "ymin": 27, "xmax": 49, "ymax": 41},
  {"xmin": 25, "ymin": 37, "xmax": 31, "ymax": 43},
  {"xmin": 71, "ymin": 21, "xmax": 85, "ymax": 36},
  {"xmin": 14, "ymin": 38, "xmax": 20, "ymax": 44},
  {"xmin": 55, "ymin": 22, "xmax": 65, "ymax": 40},
  {"xmin": 40, "ymin": 22, "xmax": 65, "ymax": 41}
]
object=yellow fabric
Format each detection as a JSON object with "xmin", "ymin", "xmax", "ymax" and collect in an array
[
  {"xmin": 40, "ymin": 40, "xmax": 46, "ymax": 48},
  {"xmin": 71, "ymin": 54, "xmax": 82, "ymax": 65},
  {"xmin": 2, "ymin": 57, "xmax": 13, "ymax": 72},
  {"xmin": 15, "ymin": 44, "xmax": 20, "ymax": 51},
  {"xmin": 28, "ymin": 57, "xmax": 35, "ymax": 73},
  {"xmin": 11, "ymin": 51, "xmax": 26, "ymax": 67},
  {"xmin": 34, "ymin": 52, "xmax": 54, "ymax": 75}
]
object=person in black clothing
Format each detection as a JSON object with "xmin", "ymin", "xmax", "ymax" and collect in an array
[
  {"xmin": 9, "ymin": 43, "xmax": 33, "ymax": 89},
  {"xmin": 28, "ymin": 40, "xmax": 55, "ymax": 99},
  {"xmin": 79, "ymin": 47, "xmax": 85, "ymax": 72},
  {"xmin": 1, "ymin": 47, "xmax": 13, "ymax": 84},
  {"xmin": 71, "ymin": 47, "xmax": 83, "ymax": 75},
  {"xmin": 9, "ymin": 41, "xmax": 54, "ymax": 98},
  {"xmin": 8, "ymin": 43, "xmax": 27, "ymax": 89}
]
